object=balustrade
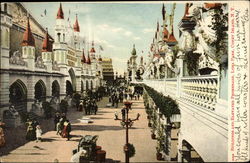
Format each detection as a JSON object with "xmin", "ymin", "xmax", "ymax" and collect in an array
[
  {"xmin": 181, "ymin": 75, "xmax": 218, "ymax": 110},
  {"xmin": 143, "ymin": 75, "xmax": 218, "ymax": 111}
]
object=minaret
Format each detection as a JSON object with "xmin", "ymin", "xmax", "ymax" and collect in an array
[
  {"xmin": 131, "ymin": 44, "xmax": 137, "ymax": 82},
  {"xmin": 53, "ymin": 3, "xmax": 67, "ymax": 65},
  {"xmin": 90, "ymin": 41, "xmax": 96, "ymax": 60},
  {"xmin": 73, "ymin": 14, "xmax": 80, "ymax": 50},
  {"xmin": 42, "ymin": 28, "xmax": 52, "ymax": 72},
  {"xmin": 22, "ymin": 16, "xmax": 35, "ymax": 70},
  {"xmin": 166, "ymin": 24, "xmax": 177, "ymax": 47}
]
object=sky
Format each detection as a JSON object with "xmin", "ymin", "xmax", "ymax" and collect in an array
[{"xmin": 23, "ymin": 2, "xmax": 185, "ymax": 75}]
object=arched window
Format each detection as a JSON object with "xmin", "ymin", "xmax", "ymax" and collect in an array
[
  {"xmin": 63, "ymin": 33, "xmax": 65, "ymax": 42},
  {"xmin": 57, "ymin": 33, "xmax": 61, "ymax": 42}
]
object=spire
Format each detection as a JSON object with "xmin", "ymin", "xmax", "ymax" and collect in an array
[
  {"xmin": 90, "ymin": 41, "xmax": 96, "ymax": 53},
  {"xmin": 86, "ymin": 52, "xmax": 91, "ymax": 64},
  {"xmin": 167, "ymin": 24, "xmax": 177, "ymax": 43},
  {"xmin": 42, "ymin": 28, "xmax": 52, "ymax": 52},
  {"xmin": 57, "ymin": 3, "xmax": 64, "ymax": 19},
  {"xmin": 162, "ymin": 4, "xmax": 166, "ymax": 21},
  {"xmin": 73, "ymin": 14, "xmax": 80, "ymax": 32},
  {"xmin": 81, "ymin": 49, "xmax": 86, "ymax": 63},
  {"xmin": 157, "ymin": 21, "xmax": 159, "ymax": 32},
  {"xmin": 131, "ymin": 44, "xmax": 136, "ymax": 56},
  {"xmin": 22, "ymin": 16, "xmax": 35, "ymax": 47},
  {"xmin": 162, "ymin": 26, "xmax": 169, "ymax": 42},
  {"xmin": 182, "ymin": 3, "xmax": 190, "ymax": 20}
]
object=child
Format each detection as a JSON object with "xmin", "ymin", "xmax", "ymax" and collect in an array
[{"xmin": 36, "ymin": 125, "xmax": 42, "ymax": 142}]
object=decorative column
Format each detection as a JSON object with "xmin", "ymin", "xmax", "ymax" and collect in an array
[{"xmin": 27, "ymin": 76, "xmax": 35, "ymax": 112}]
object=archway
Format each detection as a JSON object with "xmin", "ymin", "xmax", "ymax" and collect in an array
[
  {"xmin": 86, "ymin": 80, "xmax": 89, "ymax": 91},
  {"xmin": 9, "ymin": 79, "xmax": 27, "ymax": 112},
  {"xmin": 180, "ymin": 140, "xmax": 204, "ymax": 163},
  {"xmin": 34, "ymin": 80, "xmax": 46, "ymax": 102},
  {"xmin": 68, "ymin": 68, "xmax": 76, "ymax": 92},
  {"xmin": 90, "ymin": 80, "xmax": 93, "ymax": 90},
  {"xmin": 52, "ymin": 80, "xmax": 60, "ymax": 98},
  {"xmin": 66, "ymin": 80, "xmax": 73, "ymax": 96},
  {"xmin": 81, "ymin": 80, "xmax": 84, "ymax": 93}
]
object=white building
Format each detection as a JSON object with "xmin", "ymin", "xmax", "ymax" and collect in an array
[
  {"xmin": 129, "ymin": 3, "xmax": 228, "ymax": 162},
  {"xmin": 0, "ymin": 2, "xmax": 103, "ymax": 127}
]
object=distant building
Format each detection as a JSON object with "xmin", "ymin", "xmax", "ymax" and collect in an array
[{"xmin": 101, "ymin": 58, "xmax": 114, "ymax": 83}]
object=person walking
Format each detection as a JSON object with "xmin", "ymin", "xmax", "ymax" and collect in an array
[
  {"xmin": 26, "ymin": 119, "xmax": 36, "ymax": 141},
  {"xmin": 79, "ymin": 100, "xmax": 83, "ymax": 112},
  {"xmin": 36, "ymin": 125, "xmax": 42, "ymax": 142},
  {"xmin": 54, "ymin": 112, "xmax": 61, "ymax": 131},
  {"xmin": 62, "ymin": 120, "xmax": 71, "ymax": 141}
]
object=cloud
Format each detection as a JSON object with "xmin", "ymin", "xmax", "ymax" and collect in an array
[
  {"xmin": 133, "ymin": 36, "xmax": 141, "ymax": 40},
  {"xmin": 143, "ymin": 28, "xmax": 154, "ymax": 33},
  {"xmin": 124, "ymin": 31, "xmax": 132, "ymax": 36},
  {"xmin": 97, "ymin": 24, "xmax": 133, "ymax": 37}
]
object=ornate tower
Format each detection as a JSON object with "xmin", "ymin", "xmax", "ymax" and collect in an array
[
  {"xmin": 53, "ymin": 3, "xmax": 67, "ymax": 66},
  {"xmin": 131, "ymin": 44, "xmax": 137, "ymax": 82},
  {"xmin": 22, "ymin": 16, "xmax": 35, "ymax": 71},
  {"xmin": 41, "ymin": 28, "xmax": 53, "ymax": 72},
  {"xmin": 73, "ymin": 14, "xmax": 80, "ymax": 50}
]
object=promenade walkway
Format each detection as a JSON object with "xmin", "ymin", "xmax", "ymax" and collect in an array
[{"xmin": 1, "ymin": 97, "xmax": 160, "ymax": 162}]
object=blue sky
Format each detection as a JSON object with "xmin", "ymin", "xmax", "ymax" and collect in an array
[{"xmin": 23, "ymin": 2, "xmax": 185, "ymax": 75}]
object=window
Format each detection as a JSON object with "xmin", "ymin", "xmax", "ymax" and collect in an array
[{"xmin": 57, "ymin": 33, "xmax": 61, "ymax": 42}]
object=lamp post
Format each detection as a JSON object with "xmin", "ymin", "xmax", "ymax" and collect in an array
[{"xmin": 114, "ymin": 101, "xmax": 140, "ymax": 163}]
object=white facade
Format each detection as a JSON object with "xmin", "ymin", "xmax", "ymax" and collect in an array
[{"xmin": 0, "ymin": 2, "xmax": 103, "ymax": 125}]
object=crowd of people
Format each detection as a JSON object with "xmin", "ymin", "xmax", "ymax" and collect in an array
[
  {"xmin": 25, "ymin": 118, "xmax": 42, "ymax": 142},
  {"xmin": 107, "ymin": 86, "xmax": 143, "ymax": 108},
  {"xmin": 54, "ymin": 112, "xmax": 71, "ymax": 141}
]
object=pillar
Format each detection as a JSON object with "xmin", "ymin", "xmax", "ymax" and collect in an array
[{"xmin": 27, "ymin": 76, "xmax": 35, "ymax": 112}]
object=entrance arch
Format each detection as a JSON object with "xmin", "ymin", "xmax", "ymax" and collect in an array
[
  {"xmin": 90, "ymin": 80, "xmax": 93, "ymax": 90},
  {"xmin": 68, "ymin": 68, "xmax": 76, "ymax": 92},
  {"xmin": 9, "ymin": 79, "xmax": 27, "ymax": 112},
  {"xmin": 34, "ymin": 80, "xmax": 46, "ymax": 102},
  {"xmin": 66, "ymin": 80, "xmax": 73, "ymax": 96},
  {"xmin": 86, "ymin": 80, "xmax": 89, "ymax": 91},
  {"xmin": 181, "ymin": 140, "xmax": 204, "ymax": 163},
  {"xmin": 52, "ymin": 80, "xmax": 60, "ymax": 98},
  {"xmin": 81, "ymin": 80, "xmax": 84, "ymax": 93}
]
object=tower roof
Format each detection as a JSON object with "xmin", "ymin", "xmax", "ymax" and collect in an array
[
  {"xmin": 42, "ymin": 28, "xmax": 52, "ymax": 52},
  {"xmin": 86, "ymin": 52, "xmax": 91, "ymax": 64},
  {"xmin": 157, "ymin": 21, "xmax": 159, "ymax": 32},
  {"xmin": 131, "ymin": 44, "xmax": 136, "ymax": 56},
  {"xmin": 204, "ymin": 3, "xmax": 222, "ymax": 9},
  {"xmin": 182, "ymin": 3, "xmax": 190, "ymax": 20},
  {"xmin": 22, "ymin": 17, "xmax": 35, "ymax": 47},
  {"xmin": 162, "ymin": 26, "xmax": 169, "ymax": 42},
  {"xmin": 73, "ymin": 14, "xmax": 80, "ymax": 32},
  {"xmin": 162, "ymin": 4, "xmax": 166, "ymax": 21},
  {"xmin": 81, "ymin": 49, "xmax": 86, "ymax": 63},
  {"xmin": 56, "ymin": 3, "xmax": 64, "ymax": 19},
  {"xmin": 90, "ymin": 41, "xmax": 96, "ymax": 53},
  {"xmin": 167, "ymin": 24, "xmax": 177, "ymax": 44}
]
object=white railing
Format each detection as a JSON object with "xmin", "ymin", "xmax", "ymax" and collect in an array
[
  {"xmin": 143, "ymin": 75, "xmax": 219, "ymax": 111},
  {"xmin": 181, "ymin": 75, "xmax": 218, "ymax": 110}
]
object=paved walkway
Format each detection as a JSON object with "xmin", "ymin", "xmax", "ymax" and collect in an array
[{"xmin": 1, "ymin": 97, "xmax": 160, "ymax": 162}]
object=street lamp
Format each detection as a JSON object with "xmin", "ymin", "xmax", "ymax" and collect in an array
[{"xmin": 114, "ymin": 101, "xmax": 140, "ymax": 163}]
